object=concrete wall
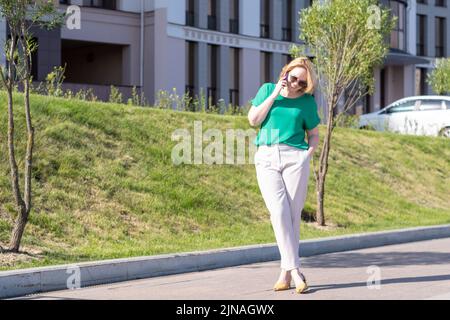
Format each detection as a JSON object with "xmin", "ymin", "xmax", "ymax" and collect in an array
[{"xmin": 61, "ymin": 6, "xmax": 141, "ymax": 88}]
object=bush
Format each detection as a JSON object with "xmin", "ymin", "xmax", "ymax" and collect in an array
[
  {"xmin": 109, "ymin": 85, "xmax": 123, "ymax": 104},
  {"xmin": 335, "ymin": 113, "xmax": 360, "ymax": 129},
  {"xmin": 46, "ymin": 65, "xmax": 66, "ymax": 97}
]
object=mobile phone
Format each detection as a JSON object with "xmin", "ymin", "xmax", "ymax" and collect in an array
[{"xmin": 284, "ymin": 73, "xmax": 289, "ymax": 81}]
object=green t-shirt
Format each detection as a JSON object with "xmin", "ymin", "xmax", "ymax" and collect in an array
[{"xmin": 251, "ymin": 82, "xmax": 321, "ymax": 150}]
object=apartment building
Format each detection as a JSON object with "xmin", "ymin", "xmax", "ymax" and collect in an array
[
  {"xmin": 415, "ymin": 0, "xmax": 450, "ymax": 95},
  {"xmin": 0, "ymin": 0, "xmax": 447, "ymax": 119},
  {"xmin": 367, "ymin": 0, "xmax": 449, "ymax": 115}
]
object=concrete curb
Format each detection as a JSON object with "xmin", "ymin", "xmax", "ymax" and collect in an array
[{"xmin": 1, "ymin": 224, "xmax": 450, "ymax": 299}]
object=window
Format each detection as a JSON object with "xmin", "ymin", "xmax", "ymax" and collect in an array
[
  {"xmin": 419, "ymin": 100, "xmax": 446, "ymax": 111},
  {"xmin": 386, "ymin": 101, "xmax": 416, "ymax": 114},
  {"xmin": 380, "ymin": 68, "xmax": 386, "ymax": 108},
  {"xmin": 87, "ymin": 0, "xmax": 116, "ymax": 10},
  {"xmin": 415, "ymin": 68, "xmax": 427, "ymax": 95},
  {"xmin": 282, "ymin": 54, "xmax": 292, "ymax": 67},
  {"xmin": 435, "ymin": 0, "xmax": 447, "ymax": 7},
  {"xmin": 260, "ymin": 51, "xmax": 272, "ymax": 84},
  {"xmin": 230, "ymin": 0, "xmax": 239, "ymax": 34},
  {"xmin": 230, "ymin": 47, "xmax": 240, "ymax": 106},
  {"xmin": 282, "ymin": 0, "xmax": 293, "ymax": 41},
  {"xmin": 389, "ymin": 0, "xmax": 406, "ymax": 51},
  {"xmin": 435, "ymin": 17, "xmax": 446, "ymax": 57},
  {"xmin": 185, "ymin": 41, "xmax": 196, "ymax": 107},
  {"xmin": 417, "ymin": 15, "xmax": 426, "ymax": 56},
  {"xmin": 417, "ymin": 0, "xmax": 427, "ymax": 3},
  {"xmin": 207, "ymin": 44, "xmax": 218, "ymax": 108},
  {"xmin": 260, "ymin": 0, "xmax": 270, "ymax": 38},
  {"xmin": 208, "ymin": 0, "xmax": 217, "ymax": 31},
  {"xmin": 186, "ymin": 0, "xmax": 195, "ymax": 27}
]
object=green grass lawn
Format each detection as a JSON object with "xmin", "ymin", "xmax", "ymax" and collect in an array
[{"xmin": 0, "ymin": 92, "xmax": 449, "ymax": 271}]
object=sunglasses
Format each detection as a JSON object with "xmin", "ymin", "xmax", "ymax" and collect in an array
[{"xmin": 287, "ymin": 74, "xmax": 308, "ymax": 88}]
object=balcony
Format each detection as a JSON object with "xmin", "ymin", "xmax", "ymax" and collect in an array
[
  {"xmin": 208, "ymin": 15, "xmax": 217, "ymax": 31},
  {"xmin": 260, "ymin": 24, "xmax": 270, "ymax": 39},
  {"xmin": 85, "ymin": 0, "xmax": 117, "ymax": 10},
  {"xmin": 229, "ymin": 19, "xmax": 239, "ymax": 34},
  {"xmin": 186, "ymin": 11, "xmax": 195, "ymax": 27},
  {"xmin": 416, "ymin": 44, "xmax": 425, "ymax": 56},
  {"xmin": 282, "ymin": 28, "xmax": 292, "ymax": 42},
  {"xmin": 60, "ymin": 0, "xmax": 118, "ymax": 10},
  {"xmin": 435, "ymin": 45, "xmax": 445, "ymax": 57}
]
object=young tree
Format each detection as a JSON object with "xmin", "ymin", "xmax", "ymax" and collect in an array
[
  {"xmin": 290, "ymin": 0, "xmax": 394, "ymax": 226},
  {"xmin": 0, "ymin": 0, "xmax": 64, "ymax": 252},
  {"xmin": 427, "ymin": 58, "xmax": 450, "ymax": 95}
]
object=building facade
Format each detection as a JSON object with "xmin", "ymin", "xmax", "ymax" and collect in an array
[{"xmin": 0, "ymin": 0, "xmax": 448, "ymax": 119}]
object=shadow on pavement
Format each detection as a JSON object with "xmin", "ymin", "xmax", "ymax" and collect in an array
[
  {"xmin": 301, "ymin": 251, "xmax": 450, "ymax": 268},
  {"xmin": 306, "ymin": 274, "xmax": 450, "ymax": 294}
]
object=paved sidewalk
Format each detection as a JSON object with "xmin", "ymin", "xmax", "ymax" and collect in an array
[{"xmin": 16, "ymin": 238, "xmax": 450, "ymax": 300}]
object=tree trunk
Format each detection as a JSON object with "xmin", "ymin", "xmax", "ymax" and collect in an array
[
  {"xmin": 6, "ymin": 86, "xmax": 28, "ymax": 253},
  {"xmin": 315, "ymin": 93, "xmax": 337, "ymax": 226},
  {"xmin": 23, "ymin": 76, "xmax": 34, "ymax": 213},
  {"xmin": 9, "ymin": 206, "xmax": 29, "ymax": 252}
]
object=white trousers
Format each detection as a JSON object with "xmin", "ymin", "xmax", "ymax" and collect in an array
[{"xmin": 254, "ymin": 143, "xmax": 311, "ymax": 271}]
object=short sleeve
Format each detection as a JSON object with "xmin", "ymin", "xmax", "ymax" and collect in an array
[
  {"xmin": 251, "ymin": 83, "xmax": 272, "ymax": 107},
  {"xmin": 304, "ymin": 96, "xmax": 321, "ymax": 130}
]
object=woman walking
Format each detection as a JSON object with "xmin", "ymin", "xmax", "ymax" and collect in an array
[{"xmin": 247, "ymin": 57, "xmax": 321, "ymax": 294}]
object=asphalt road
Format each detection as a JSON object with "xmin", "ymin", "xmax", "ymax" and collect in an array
[{"xmin": 16, "ymin": 237, "xmax": 450, "ymax": 300}]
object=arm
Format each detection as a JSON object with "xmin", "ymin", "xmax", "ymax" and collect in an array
[
  {"xmin": 306, "ymin": 126, "xmax": 319, "ymax": 157},
  {"xmin": 248, "ymin": 78, "xmax": 286, "ymax": 127},
  {"xmin": 247, "ymin": 94, "xmax": 277, "ymax": 127}
]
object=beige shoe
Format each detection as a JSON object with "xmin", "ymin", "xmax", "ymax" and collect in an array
[
  {"xmin": 295, "ymin": 273, "xmax": 309, "ymax": 294},
  {"xmin": 273, "ymin": 281, "xmax": 291, "ymax": 291}
]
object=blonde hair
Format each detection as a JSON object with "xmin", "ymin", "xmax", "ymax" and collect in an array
[{"xmin": 278, "ymin": 57, "xmax": 316, "ymax": 95}]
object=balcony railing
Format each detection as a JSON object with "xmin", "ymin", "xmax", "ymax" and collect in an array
[
  {"xmin": 61, "ymin": 0, "xmax": 118, "ymax": 10},
  {"xmin": 416, "ymin": 44, "xmax": 425, "ymax": 56},
  {"xmin": 208, "ymin": 15, "xmax": 217, "ymax": 30},
  {"xmin": 435, "ymin": 45, "xmax": 445, "ymax": 57},
  {"xmin": 260, "ymin": 24, "xmax": 270, "ymax": 38},
  {"xmin": 186, "ymin": 11, "xmax": 195, "ymax": 27},
  {"xmin": 229, "ymin": 19, "xmax": 239, "ymax": 34},
  {"xmin": 86, "ymin": 0, "xmax": 117, "ymax": 10},
  {"xmin": 282, "ymin": 28, "xmax": 292, "ymax": 42}
]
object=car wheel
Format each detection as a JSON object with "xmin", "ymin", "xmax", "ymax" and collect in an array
[{"xmin": 439, "ymin": 127, "xmax": 450, "ymax": 138}]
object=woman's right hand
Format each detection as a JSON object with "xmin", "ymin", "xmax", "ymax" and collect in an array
[{"xmin": 271, "ymin": 75, "xmax": 288, "ymax": 99}]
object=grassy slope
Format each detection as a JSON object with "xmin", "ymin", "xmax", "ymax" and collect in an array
[{"xmin": 0, "ymin": 92, "xmax": 449, "ymax": 270}]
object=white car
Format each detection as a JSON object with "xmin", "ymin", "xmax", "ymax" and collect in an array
[{"xmin": 359, "ymin": 96, "xmax": 450, "ymax": 137}]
